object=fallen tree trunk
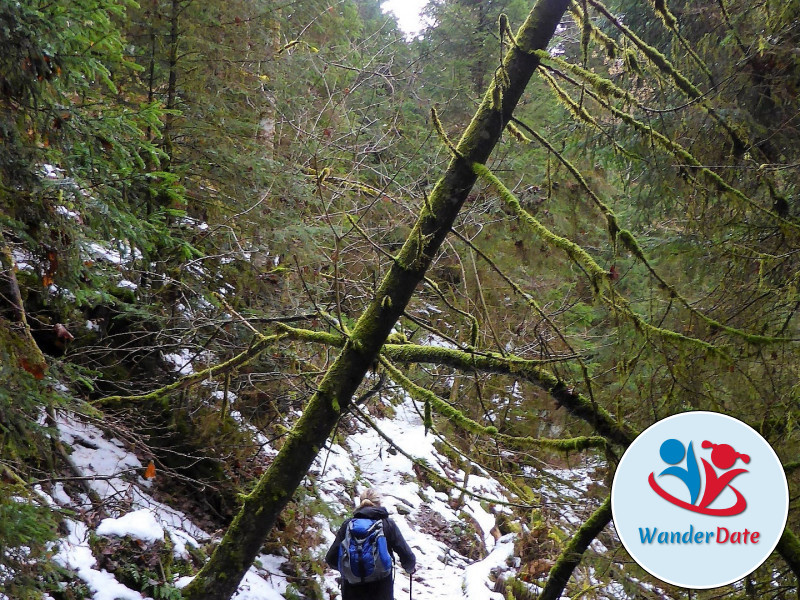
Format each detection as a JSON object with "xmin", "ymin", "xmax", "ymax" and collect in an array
[{"xmin": 181, "ymin": 1, "xmax": 570, "ymax": 598}]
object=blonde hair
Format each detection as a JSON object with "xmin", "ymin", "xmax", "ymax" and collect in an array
[{"xmin": 357, "ymin": 488, "xmax": 382, "ymax": 509}]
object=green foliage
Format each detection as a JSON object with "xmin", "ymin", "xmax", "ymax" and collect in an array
[
  {"xmin": 0, "ymin": 334, "xmax": 59, "ymax": 465},
  {"xmin": 92, "ymin": 534, "xmax": 187, "ymax": 600},
  {"xmin": 0, "ymin": 485, "xmax": 61, "ymax": 599}
]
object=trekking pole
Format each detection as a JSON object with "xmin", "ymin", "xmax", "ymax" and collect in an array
[{"xmin": 408, "ymin": 570, "xmax": 413, "ymax": 600}]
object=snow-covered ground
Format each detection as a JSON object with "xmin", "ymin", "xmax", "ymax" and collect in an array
[
  {"xmin": 28, "ymin": 384, "xmax": 608, "ymax": 600},
  {"xmin": 313, "ymin": 393, "xmax": 516, "ymax": 600}
]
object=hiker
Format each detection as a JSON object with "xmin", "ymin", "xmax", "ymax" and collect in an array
[{"xmin": 326, "ymin": 488, "xmax": 417, "ymax": 600}]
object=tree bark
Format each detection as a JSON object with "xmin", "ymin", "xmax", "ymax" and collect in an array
[
  {"xmin": 163, "ymin": 0, "xmax": 180, "ymax": 158},
  {"xmin": 181, "ymin": 1, "xmax": 570, "ymax": 598},
  {"xmin": 538, "ymin": 497, "xmax": 612, "ymax": 600},
  {"xmin": 777, "ymin": 527, "xmax": 800, "ymax": 584}
]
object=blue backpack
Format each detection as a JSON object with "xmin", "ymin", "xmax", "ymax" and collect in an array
[{"xmin": 338, "ymin": 518, "xmax": 393, "ymax": 584}]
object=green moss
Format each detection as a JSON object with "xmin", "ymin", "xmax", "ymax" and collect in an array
[
  {"xmin": 98, "ymin": 332, "xmax": 284, "ymax": 405},
  {"xmin": 568, "ymin": 3, "xmax": 618, "ymax": 58},
  {"xmin": 652, "ymin": 0, "xmax": 677, "ymax": 27},
  {"xmin": 472, "ymin": 161, "xmax": 609, "ymax": 290},
  {"xmin": 380, "ymin": 356, "xmax": 606, "ymax": 453},
  {"xmin": 777, "ymin": 527, "xmax": 800, "ymax": 581},
  {"xmin": 424, "ymin": 398, "xmax": 433, "ymax": 433},
  {"xmin": 431, "ymin": 107, "xmax": 460, "ymax": 158},
  {"xmin": 538, "ymin": 497, "xmax": 611, "ymax": 600},
  {"xmin": 385, "ymin": 331, "xmax": 406, "ymax": 344},
  {"xmin": 539, "ymin": 70, "xmax": 599, "ymax": 129},
  {"xmin": 0, "ymin": 316, "xmax": 46, "ymax": 370},
  {"xmin": 510, "ymin": 117, "xmax": 618, "ymax": 243}
]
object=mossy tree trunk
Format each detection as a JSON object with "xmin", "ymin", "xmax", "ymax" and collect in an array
[
  {"xmin": 181, "ymin": 1, "xmax": 570, "ymax": 598},
  {"xmin": 539, "ymin": 497, "xmax": 612, "ymax": 600},
  {"xmin": 777, "ymin": 527, "xmax": 800, "ymax": 584}
]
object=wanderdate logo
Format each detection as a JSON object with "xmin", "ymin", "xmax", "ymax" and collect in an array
[
  {"xmin": 612, "ymin": 412, "xmax": 788, "ymax": 588},
  {"xmin": 648, "ymin": 438, "xmax": 750, "ymax": 516}
]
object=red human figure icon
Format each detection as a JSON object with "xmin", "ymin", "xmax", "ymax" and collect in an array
[{"xmin": 698, "ymin": 441, "xmax": 750, "ymax": 510}]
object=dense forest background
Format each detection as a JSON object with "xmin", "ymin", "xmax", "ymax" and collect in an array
[{"xmin": 2, "ymin": 0, "xmax": 800, "ymax": 598}]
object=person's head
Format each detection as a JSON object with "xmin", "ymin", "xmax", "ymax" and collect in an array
[{"xmin": 357, "ymin": 488, "xmax": 382, "ymax": 509}]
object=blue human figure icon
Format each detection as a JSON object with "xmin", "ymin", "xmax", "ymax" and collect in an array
[{"xmin": 658, "ymin": 439, "xmax": 701, "ymax": 505}]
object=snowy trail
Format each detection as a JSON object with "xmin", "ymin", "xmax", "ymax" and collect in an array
[
  {"xmin": 314, "ymin": 394, "xmax": 514, "ymax": 600},
  {"xmin": 48, "ymin": 389, "xmax": 521, "ymax": 600}
]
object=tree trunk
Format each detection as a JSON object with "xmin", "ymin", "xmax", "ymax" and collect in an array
[
  {"xmin": 163, "ymin": 0, "xmax": 180, "ymax": 164},
  {"xmin": 538, "ymin": 497, "xmax": 611, "ymax": 600},
  {"xmin": 181, "ymin": 1, "xmax": 570, "ymax": 598},
  {"xmin": 777, "ymin": 527, "xmax": 800, "ymax": 584}
]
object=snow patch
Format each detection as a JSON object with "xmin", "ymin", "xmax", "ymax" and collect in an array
[
  {"xmin": 96, "ymin": 509, "xmax": 165, "ymax": 543},
  {"xmin": 55, "ymin": 521, "xmax": 145, "ymax": 600},
  {"xmin": 162, "ymin": 349, "xmax": 195, "ymax": 374}
]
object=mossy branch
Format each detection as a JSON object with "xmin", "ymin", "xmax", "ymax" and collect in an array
[
  {"xmin": 431, "ymin": 107, "xmax": 460, "ymax": 158},
  {"xmin": 535, "ymin": 50, "xmax": 635, "ymax": 104},
  {"xmin": 777, "ymin": 527, "xmax": 800, "ymax": 583},
  {"xmin": 784, "ymin": 460, "xmax": 800, "ymax": 475},
  {"xmin": 586, "ymin": 0, "xmax": 744, "ymax": 154},
  {"xmin": 96, "ymin": 333, "xmax": 285, "ymax": 405},
  {"xmin": 568, "ymin": 1, "xmax": 618, "ymax": 59},
  {"xmin": 472, "ymin": 161, "xmax": 610, "ymax": 290},
  {"xmin": 538, "ymin": 69, "xmax": 632, "ymax": 157},
  {"xmin": 579, "ymin": 0, "xmax": 590, "ymax": 66},
  {"xmin": 380, "ymin": 356, "xmax": 607, "ymax": 453},
  {"xmin": 646, "ymin": 0, "xmax": 715, "ymax": 83},
  {"xmin": 538, "ymin": 69, "xmax": 600, "ymax": 130},
  {"xmin": 510, "ymin": 116, "xmax": 618, "ymax": 242}
]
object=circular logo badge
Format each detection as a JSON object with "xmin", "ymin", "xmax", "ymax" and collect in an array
[{"xmin": 611, "ymin": 411, "xmax": 788, "ymax": 588}]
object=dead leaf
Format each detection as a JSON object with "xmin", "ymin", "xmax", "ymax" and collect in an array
[
  {"xmin": 143, "ymin": 461, "xmax": 156, "ymax": 479},
  {"xmin": 20, "ymin": 358, "xmax": 47, "ymax": 380}
]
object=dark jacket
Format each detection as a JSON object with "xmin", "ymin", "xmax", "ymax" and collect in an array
[{"xmin": 325, "ymin": 506, "xmax": 417, "ymax": 600}]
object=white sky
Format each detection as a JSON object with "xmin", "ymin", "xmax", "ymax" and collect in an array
[{"xmin": 381, "ymin": 0, "xmax": 427, "ymax": 36}]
